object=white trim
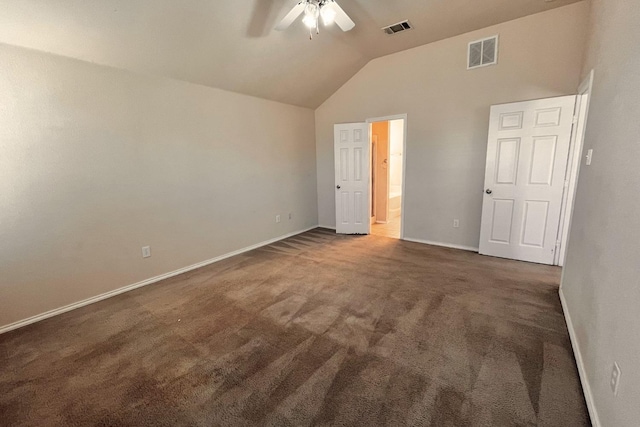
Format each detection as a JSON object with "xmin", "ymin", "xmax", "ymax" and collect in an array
[
  {"xmin": 402, "ymin": 237, "xmax": 479, "ymax": 252},
  {"xmin": 370, "ymin": 136, "xmax": 378, "ymax": 224},
  {"xmin": 366, "ymin": 114, "xmax": 408, "ymax": 124},
  {"xmin": 578, "ymin": 69, "xmax": 595, "ymax": 95},
  {"xmin": 318, "ymin": 224, "xmax": 337, "ymax": 230},
  {"xmin": 557, "ymin": 70, "xmax": 594, "ymax": 267},
  {"xmin": 554, "ymin": 95, "xmax": 581, "ymax": 266},
  {"xmin": 559, "ymin": 288, "xmax": 601, "ymax": 427},
  {"xmin": 366, "ymin": 114, "xmax": 408, "ymax": 240},
  {"xmin": 0, "ymin": 226, "xmax": 319, "ymax": 335},
  {"xmin": 385, "ymin": 124, "xmax": 391, "ymax": 223}
]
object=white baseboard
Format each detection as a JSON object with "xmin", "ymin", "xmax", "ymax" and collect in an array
[
  {"xmin": 559, "ymin": 288, "xmax": 601, "ymax": 427},
  {"xmin": 402, "ymin": 237, "xmax": 479, "ymax": 252},
  {"xmin": 317, "ymin": 224, "xmax": 336, "ymax": 230},
  {"xmin": 0, "ymin": 226, "xmax": 319, "ymax": 335}
]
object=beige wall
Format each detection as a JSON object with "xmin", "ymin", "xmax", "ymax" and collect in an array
[
  {"xmin": 0, "ymin": 43, "xmax": 318, "ymax": 328},
  {"xmin": 315, "ymin": 2, "xmax": 589, "ymax": 248},
  {"xmin": 561, "ymin": 1, "xmax": 640, "ymax": 425}
]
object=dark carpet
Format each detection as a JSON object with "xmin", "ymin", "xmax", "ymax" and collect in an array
[{"xmin": 0, "ymin": 228, "xmax": 589, "ymax": 426}]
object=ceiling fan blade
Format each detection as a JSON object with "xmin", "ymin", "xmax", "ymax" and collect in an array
[
  {"xmin": 326, "ymin": 1, "xmax": 355, "ymax": 32},
  {"xmin": 275, "ymin": 2, "xmax": 306, "ymax": 31}
]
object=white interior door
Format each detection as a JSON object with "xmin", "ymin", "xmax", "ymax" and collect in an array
[
  {"xmin": 334, "ymin": 123, "xmax": 370, "ymax": 234},
  {"xmin": 479, "ymin": 96, "xmax": 576, "ymax": 264}
]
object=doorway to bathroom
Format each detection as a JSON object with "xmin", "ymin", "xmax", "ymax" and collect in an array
[{"xmin": 368, "ymin": 115, "xmax": 406, "ymax": 239}]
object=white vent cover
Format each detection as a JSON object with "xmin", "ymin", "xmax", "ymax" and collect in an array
[
  {"xmin": 382, "ymin": 20, "xmax": 413, "ymax": 35},
  {"xmin": 468, "ymin": 35, "xmax": 499, "ymax": 69}
]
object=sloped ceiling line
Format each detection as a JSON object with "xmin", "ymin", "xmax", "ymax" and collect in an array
[{"xmin": 0, "ymin": 0, "xmax": 583, "ymax": 108}]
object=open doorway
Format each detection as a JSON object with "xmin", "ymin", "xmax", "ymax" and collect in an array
[{"xmin": 369, "ymin": 116, "xmax": 406, "ymax": 239}]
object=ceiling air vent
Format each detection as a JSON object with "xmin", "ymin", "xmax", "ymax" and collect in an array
[
  {"xmin": 468, "ymin": 35, "xmax": 499, "ymax": 69},
  {"xmin": 382, "ymin": 20, "xmax": 413, "ymax": 35}
]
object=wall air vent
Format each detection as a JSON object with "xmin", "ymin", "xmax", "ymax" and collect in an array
[
  {"xmin": 468, "ymin": 35, "xmax": 499, "ymax": 69},
  {"xmin": 382, "ymin": 20, "xmax": 413, "ymax": 35}
]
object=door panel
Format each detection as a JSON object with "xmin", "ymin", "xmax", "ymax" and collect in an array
[
  {"xmin": 499, "ymin": 112, "xmax": 523, "ymax": 130},
  {"xmin": 489, "ymin": 199, "xmax": 515, "ymax": 243},
  {"xmin": 496, "ymin": 138, "xmax": 520, "ymax": 184},
  {"xmin": 534, "ymin": 108, "xmax": 562, "ymax": 127},
  {"xmin": 339, "ymin": 148, "xmax": 348, "ymax": 181},
  {"xmin": 354, "ymin": 192, "xmax": 364, "ymax": 224},
  {"xmin": 521, "ymin": 201, "xmax": 549, "ymax": 247},
  {"xmin": 479, "ymin": 96, "xmax": 576, "ymax": 264},
  {"xmin": 335, "ymin": 123, "xmax": 370, "ymax": 234},
  {"xmin": 354, "ymin": 148, "xmax": 363, "ymax": 181},
  {"xmin": 529, "ymin": 136, "xmax": 557, "ymax": 185}
]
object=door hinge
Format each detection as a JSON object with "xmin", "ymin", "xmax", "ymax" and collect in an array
[
  {"xmin": 564, "ymin": 180, "xmax": 570, "ymax": 188},
  {"xmin": 555, "ymin": 240, "xmax": 562, "ymax": 251},
  {"xmin": 572, "ymin": 115, "xmax": 579, "ymax": 124}
]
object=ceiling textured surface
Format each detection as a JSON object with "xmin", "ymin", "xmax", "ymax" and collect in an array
[{"xmin": 0, "ymin": 0, "xmax": 584, "ymax": 108}]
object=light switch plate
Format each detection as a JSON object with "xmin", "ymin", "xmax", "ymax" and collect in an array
[
  {"xmin": 611, "ymin": 362, "xmax": 621, "ymax": 396},
  {"xmin": 142, "ymin": 246, "xmax": 151, "ymax": 258},
  {"xmin": 586, "ymin": 149, "xmax": 593, "ymax": 166}
]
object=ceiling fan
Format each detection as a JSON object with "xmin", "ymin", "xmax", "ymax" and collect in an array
[{"xmin": 275, "ymin": 0, "xmax": 355, "ymax": 39}]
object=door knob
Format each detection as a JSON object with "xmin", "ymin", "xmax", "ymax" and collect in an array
[
  {"xmin": 485, "ymin": 189, "xmax": 492, "ymax": 194},
  {"xmin": 336, "ymin": 185, "xmax": 341, "ymax": 189}
]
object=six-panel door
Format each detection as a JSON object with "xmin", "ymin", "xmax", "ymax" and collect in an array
[
  {"xmin": 479, "ymin": 96, "xmax": 577, "ymax": 264},
  {"xmin": 334, "ymin": 123, "xmax": 370, "ymax": 234}
]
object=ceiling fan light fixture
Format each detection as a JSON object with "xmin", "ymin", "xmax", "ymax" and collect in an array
[
  {"xmin": 275, "ymin": 0, "xmax": 355, "ymax": 36},
  {"xmin": 303, "ymin": 3, "xmax": 319, "ymax": 28},
  {"xmin": 321, "ymin": 5, "xmax": 336, "ymax": 25},
  {"xmin": 302, "ymin": 14, "xmax": 316, "ymax": 28}
]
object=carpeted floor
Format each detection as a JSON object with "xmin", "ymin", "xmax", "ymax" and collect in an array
[{"xmin": 0, "ymin": 228, "xmax": 589, "ymax": 426}]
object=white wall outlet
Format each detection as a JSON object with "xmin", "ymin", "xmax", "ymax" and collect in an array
[
  {"xmin": 586, "ymin": 148, "xmax": 594, "ymax": 166},
  {"xmin": 611, "ymin": 362, "xmax": 621, "ymax": 396},
  {"xmin": 275, "ymin": 215, "xmax": 281, "ymax": 223},
  {"xmin": 142, "ymin": 246, "xmax": 151, "ymax": 258},
  {"xmin": 453, "ymin": 219, "xmax": 460, "ymax": 228},
  {"xmin": 288, "ymin": 213, "xmax": 293, "ymax": 220}
]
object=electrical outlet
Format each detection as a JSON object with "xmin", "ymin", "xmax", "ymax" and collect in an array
[
  {"xmin": 611, "ymin": 362, "xmax": 621, "ymax": 396},
  {"xmin": 586, "ymin": 149, "xmax": 594, "ymax": 166},
  {"xmin": 288, "ymin": 213, "xmax": 293, "ymax": 220},
  {"xmin": 275, "ymin": 215, "xmax": 281, "ymax": 223},
  {"xmin": 141, "ymin": 246, "xmax": 151, "ymax": 258},
  {"xmin": 453, "ymin": 219, "xmax": 460, "ymax": 228}
]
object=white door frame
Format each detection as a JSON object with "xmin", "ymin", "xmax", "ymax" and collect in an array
[
  {"xmin": 366, "ymin": 114, "xmax": 408, "ymax": 239},
  {"xmin": 370, "ymin": 136, "xmax": 377, "ymax": 225},
  {"xmin": 556, "ymin": 70, "xmax": 595, "ymax": 266}
]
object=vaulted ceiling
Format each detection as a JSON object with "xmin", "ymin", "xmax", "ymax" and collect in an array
[{"xmin": 0, "ymin": 0, "xmax": 583, "ymax": 108}]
